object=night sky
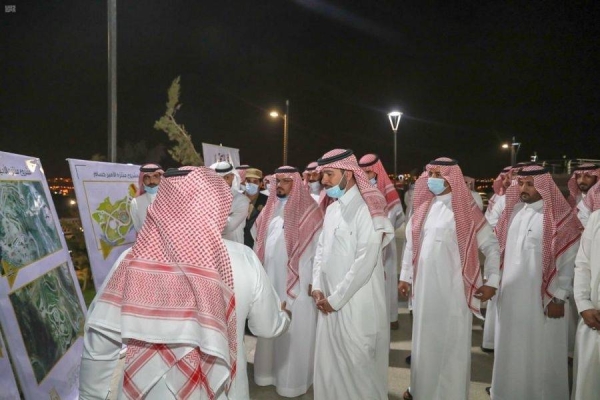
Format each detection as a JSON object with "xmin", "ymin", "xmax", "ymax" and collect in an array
[{"xmin": 2, "ymin": 1, "xmax": 599, "ymax": 178}]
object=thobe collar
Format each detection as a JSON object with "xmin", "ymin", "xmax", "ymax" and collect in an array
[
  {"xmin": 523, "ymin": 198, "xmax": 544, "ymax": 212},
  {"xmin": 338, "ymin": 185, "xmax": 360, "ymax": 207},
  {"xmin": 434, "ymin": 192, "xmax": 452, "ymax": 204}
]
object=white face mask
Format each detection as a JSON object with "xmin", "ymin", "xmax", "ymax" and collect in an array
[
  {"xmin": 309, "ymin": 181, "xmax": 321, "ymax": 194},
  {"xmin": 245, "ymin": 183, "xmax": 259, "ymax": 195}
]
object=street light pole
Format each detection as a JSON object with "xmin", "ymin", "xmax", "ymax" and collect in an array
[
  {"xmin": 269, "ymin": 99, "xmax": 290, "ymax": 165},
  {"xmin": 502, "ymin": 136, "xmax": 521, "ymax": 165},
  {"xmin": 388, "ymin": 111, "xmax": 403, "ymax": 178},
  {"xmin": 283, "ymin": 99, "xmax": 289, "ymax": 165}
]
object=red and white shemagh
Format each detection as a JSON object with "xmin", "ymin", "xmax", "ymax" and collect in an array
[
  {"xmin": 567, "ymin": 163, "xmax": 600, "ymax": 207},
  {"xmin": 136, "ymin": 163, "xmax": 164, "ymax": 196},
  {"xmin": 583, "ymin": 182, "xmax": 600, "ymax": 213},
  {"xmin": 302, "ymin": 161, "xmax": 318, "ymax": 185},
  {"xmin": 254, "ymin": 167, "xmax": 324, "ymax": 299},
  {"xmin": 487, "ymin": 166, "xmax": 512, "ymax": 211},
  {"xmin": 411, "ymin": 157, "xmax": 487, "ymax": 316},
  {"xmin": 92, "ymin": 167, "xmax": 237, "ymax": 399},
  {"xmin": 236, "ymin": 165, "xmax": 250, "ymax": 182},
  {"xmin": 358, "ymin": 154, "xmax": 401, "ymax": 213},
  {"xmin": 495, "ymin": 165, "xmax": 583, "ymax": 305}
]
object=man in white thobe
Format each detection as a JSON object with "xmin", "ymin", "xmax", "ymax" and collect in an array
[
  {"xmin": 398, "ymin": 158, "xmax": 500, "ymax": 400},
  {"xmin": 311, "ymin": 149, "xmax": 394, "ymax": 400},
  {"xmin": 481, "ymin": 165, "xmax": 512, "ymax": 352},
  {"xmin": 252, "ymin": 166, "xmax": 323, "ymax": 397},
  {"xmin": 210, "ymin": 161, "xmax": 249, "ymax": 244},
  {"xmin": 130, "ymin": 163, "xmax": 163, "ymax": 232},
  {"xmin": 571, "ymin": 208, "xmax": 600, "ymax": 400},
  {"xmin": 492, "ymin": 165, "xmax": 582, "ymax": 400},
  {"xmin": 80, "ymin": 167, "xmax": 290, "ymax": 400},
  {"xmin": 359, "ymin": 153, "xmax": 405, "ymax": 329}
]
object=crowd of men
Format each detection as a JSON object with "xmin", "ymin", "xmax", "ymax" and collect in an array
[{"xmin": 78, "ymin": 153, "xmax": 600, "ymax": 400}]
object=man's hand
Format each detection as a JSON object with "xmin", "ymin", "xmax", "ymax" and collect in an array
[
  {"xmin": 474, "ymin": 285, "xmax": 496, "ymax": 302},
  {"xmin": 316, "ymin": 298, "xmax": 335, "ymax": 314},
  {"xmin": 580, "ymin": 309, "xmax": 600, "ymax": 330},
  {"xmin": 546, "ymin": 302, "xmax": 565, "ymax": 319},
  {"xmin": 281, "ymin": 301, "xmax": 291, "ymax": 319},
  {"xmin": 398, "ymin": 281, "xmax": 410, "ymax": 298},
  {"xmin": 312, "ymin": 289, "xmax": 325, "ymax": 304}
]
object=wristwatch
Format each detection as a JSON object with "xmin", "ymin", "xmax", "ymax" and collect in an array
[{"xmin": 551, "ymin": 297, "xmax": 565, "ymax": 304}]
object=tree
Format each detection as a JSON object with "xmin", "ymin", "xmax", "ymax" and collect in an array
[{"xmin": 154, "ymin": 76, "xmax": 204, "ymax": 166}]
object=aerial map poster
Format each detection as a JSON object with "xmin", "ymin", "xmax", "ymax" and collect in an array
[
  {"xmin": 0, "ymin": 151, "xmax": 86, "ymax": 399},
  {"xmin": 68, "ymin": 159, "xmax": 140, "ymax": 289}
]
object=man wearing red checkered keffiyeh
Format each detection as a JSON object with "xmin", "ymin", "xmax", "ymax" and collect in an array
[
  {"xmin": 567, "ymin": 163, "xmax": 600, "ymax": 227},
  {"xmin": 359, "ymin": 153, "xmax": 406, "ymax": 328},
  {"xmin": 252, "ymin": 166, "xmax": 323, "ymax": 397},
  {"xmin": 130, "ymin": 163, "xmax": 164, "ymax": 232},
  {"xmin": 398, "ymin": 157, "xmax": 500, "ymax": 400},
  {"xmin": 80, "ymin": 167, "xmax": 291, "ymax": 400},
  {"xmin": 310, "ymin": 149, "xmax": 394, "ymax": 400},
  {"xmin": 303, "ymin": 161, "xmax": 323, "ymax": 203},
  {"xmin": 491, "ymin": 165, "xmax": 582, "ymax": 400}
]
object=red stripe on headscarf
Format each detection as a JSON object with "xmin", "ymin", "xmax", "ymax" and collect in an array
[{"xmin": 358, "ymin": 153, "xmax": 401, "ymax": 213}]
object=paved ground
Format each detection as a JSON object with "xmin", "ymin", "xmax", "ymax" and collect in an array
[{"xmin": 246, "ymin": 303, "xmax": 496, "ymax": 400}]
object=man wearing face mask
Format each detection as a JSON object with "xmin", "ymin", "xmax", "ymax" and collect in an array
[
  {"xmin": 491, "ymin": 165, "xmax": 582, "ymax": 400},
  {"xmin": 244, "ymin": 168, "xmax": 269, "ymax": 248},
  {"xmin": 209, "ymin": 161, "xmax": 249, "ymax": 244},
  {"xmin": 311, "ymin": 149, "xmax": 394, "ymax": 400},
  {"xmin": 130, "ymin": 163, "xmax": 164, "ymax": 232},
  {"xmin": 398, "ymin": 158, "xmax": 500, "ymax": 400},
  {"xmin": 359, "ymin": 153, "xmax": 405, "ymax": 330},
  {"xmin": 252, "ymin": 166, "xmax": 323, "ymax": 397}
]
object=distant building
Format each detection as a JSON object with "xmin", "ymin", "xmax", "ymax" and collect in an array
[{"xmin": 47, "ymin": 177, "xmax": 74, "ymax": 196}]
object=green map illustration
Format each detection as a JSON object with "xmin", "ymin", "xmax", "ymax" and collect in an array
[
  {"xmin": 10, "ymin": 263, "xmax": 84, "ymax": 383},
  {"xmin": 91, "ymin": 184, "xmax": 137, "ymax": 259},
  {"xmin": 0, "ymin": 180, "xmax": 62, "ymax": 283}
]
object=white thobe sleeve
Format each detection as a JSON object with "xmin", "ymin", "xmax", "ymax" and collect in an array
[
  {"xmin": 327, "ymin": 209, "xmax": 383, "ymax": 311},
  {"xmin": 130, "ymin": 197, "xmax": 143, "ymax": 232},
  {"xmin": 389, "ymin": 204, "xmax": 405, "ymax": 230},
  {"xmin": 311, "ymin": 231, "xmax": 325, "ymax": 294},
  {"xmin": 553, "ymin": 240, "xmax": 579, "ymax": 301},
  {"xmin": 476, "ymin": 223, "xmax": 501, "ymax": 288},
  {"xmin": 400, "ymin": 218, "xmax": 413, "ymax": 284},
  {"xmin": 577, "ymin": 202, "xmax": 591, "ymax": 228},
  {"xmin": 485, "ymin": 196, "xmax": 504, "ymax": 228},
  {"xmin": 247, "ymin": 251, "xmax": 291, "ymax": 337},
  {"xmin": 223, "ymin": 196, "xmax": 248, "ymax": 238},
  {"xmin": 574, "ymin": 211, "xmax": 597, "ymax": 313},
  {"xmin": 80, "ymin": 318, "xmax": 122, "ymax": 399}
]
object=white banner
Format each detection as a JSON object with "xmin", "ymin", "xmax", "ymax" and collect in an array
[
  {"xmin": 0, "ymin": 151, "xmax": 86, "ymax": 399},
  {"xmin": 202, "ymin": 143, "xmax": 240, "ymax": 167},
  {"xmin": 67, "ymin": 159, "xmax": 140, "ymax": 289}
]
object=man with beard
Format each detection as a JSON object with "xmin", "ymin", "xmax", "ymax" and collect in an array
[{"xmin": 491, "ymin": 165, "xmax": 582, "ymax": 400}]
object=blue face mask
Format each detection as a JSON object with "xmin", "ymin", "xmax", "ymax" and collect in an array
[
  {"xmin": 144, "ymin": 185, "xmax": 158, "ymax": 195},
  {"xmin": 369, "ymin": 177, "xmax": 377, "ymax": 186},
  {"xmin": 427, "ymin": 177, "xmax": 447, "ymax": 195},
  {"xmin": 326, "ymin": 174, "xmax": 347, "ymax": 198},
  {"xmin": 245, "ymin": 183, "xmax": 259, "ymax": 195}
]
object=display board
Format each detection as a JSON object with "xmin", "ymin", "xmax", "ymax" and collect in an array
[
  {"xmin": 67, "ymin": 159, "xmax": 140, "ymax": 290},
  {"xmin": 0, "ymin": 151, "xmax": 86, "ymax": 399},
  {"xmin": 202, "ymin": 142, "xmax": 241, "ymax": 167}
]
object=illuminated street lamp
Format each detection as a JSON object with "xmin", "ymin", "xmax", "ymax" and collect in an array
[
  {"xmin": 388, "ymin": 111, "xmax": 403, "ymax": 178},
  {"xmin": 269, "ymin": 99, "xmax": 290, "ymax": 165},
  {"xmin": 502, "ymin": 136, "xmax": 521, "ymax": 165}
]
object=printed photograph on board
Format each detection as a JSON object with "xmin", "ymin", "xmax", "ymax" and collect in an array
[
  {"xmin": 9, "ymin": 263, "xmax": 85, "ymax": 383},
  {"xmin": 0, "ymin": 180, "xmax": 62, "ymax": 278}
]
